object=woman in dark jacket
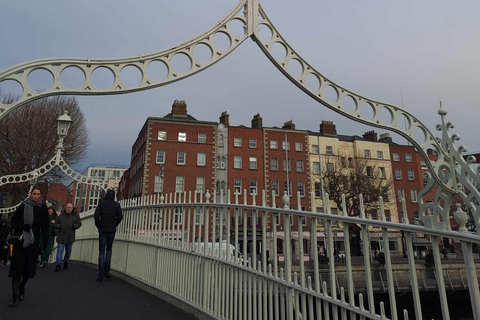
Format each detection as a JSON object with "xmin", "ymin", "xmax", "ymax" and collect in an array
[
  {"xmin": 8, "ymin": 187, "xmax": 49, "ymax": 307},
  {"xmin": 0, "ymin": 218, "xmax": 10, "ymax": 266},
  {"xmin": 39, "ymin": 207, "xmax": 57, "ymax": 268}
]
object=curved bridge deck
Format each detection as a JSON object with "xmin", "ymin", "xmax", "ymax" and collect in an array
[{"xmin": 0, "ymin": 262, "xmax": 197, "ymax": 320}]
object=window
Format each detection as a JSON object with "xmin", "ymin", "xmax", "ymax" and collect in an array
[
  {"xmin": 385, "ymin": 210, "xmax": 391, "ymax": 221},
  {"xmin": 175, "ymin": 176, "xmax": 184, "ymax": 192},
  {"xmin": 326, "ymin": 146, "xmax": 333, "ymax": 155},
  {"xmin": 295, "ymin": 142, "xmax": 302, "ymax": 151},
  {"xmin": 270, "ymin": 158, "xmax": 279, "ymax": 171},
  {"xmin": 297, "ymin": 182, "xmax": 305, "ymax": 197},
  {"xmin": 177, "ymin": 151, "xmax": 186, "ymax": 165},
  {"xmin": 394, "ymin": 168, "xmax": 402, "ymax": 180},
  {"xmin": 178, "ymin": 132, "xmax": 186, "ymax": 142},
  {"xmin": 405, "ymin": 154, "xmax": 412, "ymax": 162},
  {"xmin": 296, "ymin": 160, "xmax": 304, "ymax": 172},
  {"xmin": 420, "ymin": 161, "xmax": 427, "ymax": 169},
  {"xmin": 234, "ymin": 137, "xmax": 242, "ymax": 147},
  {"xmin": 365, "ymin": 150, "xmax": 371, "ymax": 158},
  {"xmin": 392, "ymin": 153, "xmax": 400, "ymax": 161},
  {"xmin": 313, "ymin": 162, "xmax": 320, "ymax": 174},
  {"xmin": 366, "ymin": 166, "xmax": 373, "ymax": 177},
  {"xmin": 311, "ymin": 145, "xmax": 319, "ymax": 154},
  {"xmin": 249, "ymin": 138, "xmax": 257, "ymax": 148},
  {"xmin": 423, "ymin": 172, "xmax": 429, "ymax": 187},
  {"xmin": 283, "ymin": 159, "xmax": 291, "ymax": 172},
  {"xmin": 249, "ymin": 157, "xmax": 257, "ymax": 170},
  {"xmin": 348, "ymin": 158, "xmax": 353, "ymax": 168},
  {"xmin": 220, "ymin": 156, "xmax": 226, "ymax": 169},
  {"xmin": 371, "ymin": 211, "xmax": 378, "ymax": 220},
  {"xmin": 388, "ymin": 241, "xmax": 398, "ymax": 251},
  {"xmin": 234, "ymin": 178, "xmax": 242, "ymax": 194},
  {"xmin": 377, "ymin": 151, "xmax": 383, "ymax": 159},
  {"xmin": 156, "ymin": 150, "xmax": 165, "ymax": 164},
  {"xmin": 381, "ymin": 187, "xmax": 389, "ymax": 202},
  {"xmin": 198, "ymin": 133, "xmax": 206, "ymax": 143},
  {"xmin": 154, "ymin": 175, "xmax": 163, "ymax": 193},
  {"xmin": 301, "ymin": 216, "xmax": 307, "ymax": 226},
  {"xmin": 196, "ymin": 176, "xmax": 205, "ymax": 193},
  {"xmin": 410, "ymin": 189, "xmax": 418, "ymax": 203},
  {"xmin": 194, "ymin": 207, "xmax": 204, "ymax": 225},
  {"xmin": 398, "ymin": 189, "xmax": 405, "ymax": 202},
  {"xmin": 327, "ymin": 163, "xmax": 334, "ymax": 173},
  {"xmin": 197, "ymin": 153, "xmax": 206, "ymax": 166},
  {"xmin": 407, "ymin": 169, "xmax": 415, "ymax": 180},
  {"xmin": 315, "ymin": 183, "xmax": 322, "ymax": 198},
  {"xmin": 218, "ymin": 134, "xmax": 223, "ymax": 147},
  {"xmin": 158, "ymin": 130, "xmax": 166, "ymax": 140},
  {"xmin": 340, "ymin": 157, "xmax": 346, "ymax": 167},
  {"xmin": 284, "ymin": 181, "xmax": 292, "ymax": 196},
  {"xmin": 275, "ymin": 214, "xmax": 281, "ymax": 226},
  {"xmin": 249, "ymin": 179, "xmax": 257, "ymax": 195},
  {"xmin": 282, "ymin": 141, "xmax": 290, "ymax": 150},
  {"xmin": 234, "ymin": 156, "xmax": 242, "ymax": 169},
  {"xmin": 379, "ymin": 167, "xmax": 386, "ymax": 179},
  {"xmin": 271, "ymin": 180, "xmax": 279, "ymax": 196},
  {"xmin": 270, "ymin": 140, "xmax": 278, "ymax": 149}
]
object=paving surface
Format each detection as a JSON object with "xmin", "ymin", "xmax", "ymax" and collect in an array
[{"xmin": 0, "ymin": 262, "xmax": 198, "ymax": 320}]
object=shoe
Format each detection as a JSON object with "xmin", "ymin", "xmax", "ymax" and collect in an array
[
  {"xmin": 18, "ymin": 285, "xmax": 25, "ymax": 301},
  {"xmin": 95, "ymin": 277, "xmax": 103, "ymax": 282},
  {"xmin": 9, "ymin": 297, "xmax": 17, "ymax": 307},
  {"xmin": 55, "ymin": 264, "xmax": 61, "ymax": 272},
  {"xmin": 63, "ymin": 261, "xmax": 68, "ymax": 270},
  {"xmin": 105, "ymin": 271, "xmax": 111, "ymax": 279}
]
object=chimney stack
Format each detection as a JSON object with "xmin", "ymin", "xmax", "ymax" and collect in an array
[
  {"xmin": 252, "ymin": 113, "xmax": 263, "ymax": 129},
  {"xmin": 282, "ymin": 120, "xmax": 295, "ymax": 130},
  {"xmin": 171, "ymin": 100, "xmax": 187, "ymax": 117},
  {"xmin": 319, "ymin": 121, "xmax": 337, "ymax": 136},
  {"xmin": 219, "ymin": 111, "xmax": 229, "ymax": 127},
  {"xmin": 378, "ymin": 133, "xmax": 392, "ymax": 143},
  {"xmin": 363, "ymin": 130, "xmax": 378, "ymax": 142}
]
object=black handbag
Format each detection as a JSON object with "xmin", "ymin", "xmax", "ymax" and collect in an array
[{"xmin": 6, "ymin": 234, "xmax": 23, "ymax": 245}]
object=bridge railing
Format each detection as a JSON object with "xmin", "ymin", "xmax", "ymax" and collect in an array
[{"xmin": 72, "ymin": 189, "xmax": 480, "ymax": 320}]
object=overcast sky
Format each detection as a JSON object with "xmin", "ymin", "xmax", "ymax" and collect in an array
[{"xmin": 1, "ymin": 0, "xmax": 480, "ymax": 172}]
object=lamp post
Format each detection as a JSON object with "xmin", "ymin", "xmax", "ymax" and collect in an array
[{"xmin": 56, "ymin": 110, "xmax": 72, "ymax": 156}]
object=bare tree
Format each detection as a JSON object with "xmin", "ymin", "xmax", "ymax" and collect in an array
[
  {"xmin": 0, "ymin": 95, "xmax": 89, "ymax": 204},
  {"xmin": 320, "ymin": 158, "xmax": 393, "ymax": 217}
]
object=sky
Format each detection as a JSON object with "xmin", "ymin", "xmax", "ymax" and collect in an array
[{"xmin": 1, "ymin": 0, "xmax": 480, "ymax": 173}]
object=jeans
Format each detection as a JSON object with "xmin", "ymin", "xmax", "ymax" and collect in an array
[
  {"xmin": 56, "ymin": 243, "xmax": 72, "ymax": 265},
  {"xmin": 98, "ymin": 233, "xmax": 115, "ymax": 278}
]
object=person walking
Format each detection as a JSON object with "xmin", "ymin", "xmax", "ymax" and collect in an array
[
  {"xmin": 8, "ymin": 187, "xmax": 49, "ymax": 307},
  {"xmin": 54, "ymin": 203, "xmax": 82, "ymax": 272},
  {"xmin": 0, "ymin": 218, "xmax": 10, "ymax": 266},
  {"xmin": 442, "ymin": 247, "xmax": 448, "ymax": 260},
  {"xmin": 39, "ymin": 207, "xmax": 57, "ymax": 268},
  {"xmin": 94, "ymin": 189, "xmax": 123, "ymax": 282}
]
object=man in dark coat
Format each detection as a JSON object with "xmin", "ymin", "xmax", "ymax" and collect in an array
[
  {"xmin": 0, "ymin": 218, "xmax": 10, "ymax": 266},
  {"xmin": 94, "ymin": 189, "xmax": 123, "ymax": 282},
  {"xmin": 54, "ymin": 203, "xmax": 82, "ymax": 272}
]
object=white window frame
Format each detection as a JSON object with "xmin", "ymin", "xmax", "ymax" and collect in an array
[
  {"xmin": 177, "ymin": 151, "xmax": 186, "ymax": 165},
  {"xmin": 326, "ymin": 146, "xmax": 333, "ymax": 155},
  {"xmin": 407, "ymin": 169, "xmax": 415, "ymax": 181},
  {"xmin": 379, "ymin": 167, "xmax": 386, "ymax": 179},
  {"xmin": 365, "ymin": 150, "xmax": 371, "ymax": 158},
  {"xmin": 377, "ymin": 151, "xmax": 383, "ymax": 159},
  {"xmin": 158, "ymin": 130, "xmax": 166, "ymax": 140},
  {"xmin": 154, "ymin": 175, "xmax": 163, "ymax": 193},
  {"xmin": 311, "ymin": 145, "xmax": 319, "ymax": 154},
  {"xmin": 405, "ymin": 154, "xmax": 412, "ymax": 162},
  {"xmin": 284, "ymin": 181, "xmax": 292, "ymax": 197},
  {"xmin": 393, "ymin": 153, "xmax": 400, "ymax": 161},
  {"xmin": 196, "ymin": 176, "xmax": 205, "ymax": 193},
  {"xmin": 197, "ymin": 153, "xmax": 206, "ymax": 166},
  {"xmin": 234, "ymin": 156, "xmax": 242, "ymax": 169},
  {"xmin": 234, "ymin": 137, "xmax": 242, "ymax": 147},
  {"xmin": 271, "ymin": 158, "xmax": 279, "ymax": 171},
  {"xmin": 249, "ymin": 179, "xmax": 257, "ymax": 195},
  {"xmin": 270, "ymin": 140, "xmax": 278, "ymax": 150},
  {"xmin": 398, "ymin": 189, "xmax": 405, "ymax": 203},
  {"xmin": 297, "ymin": 181, "xmax": 305, "ymax": 197},
  {"xmin": 395, "ymin": 168, "xmax": 402, "ymax": 180},
  {"xmin": 249, "ymin": 138, "xmax": 257, "ymax": 148},
  {"xmin": 313, "ymin": 162, "xmax": 320, "ymax": 175},
  {"xmin": 295, "ymin": 142, "xmax": 302, "ymax": 152},
  {"xmin": 410, "ymin": 189, "xmax": 418, "ymax": 203},
  {"xmin": 283, "ymin": 159, "xmax": 291, "ymax": 172},
  {"xmin": 249, "ymin": 157, "xmax": 257, "ymax": 170},
  {"xmin": 156, "ymin": 150, "xmax": 165, "ymax": 164},
  {"xmin": 198, "ymin": 133, "xmax": 206, "ymax": 143},
  {"xmin": 271, "ymin": 180, "xmax": 279, "ymax": 196},
  {"xmin": 234, "ymin": 178, "xmax": 242, "ymax": 194},
  {"xmin": 282, "ymin": 141, "xmax": 290, "ymax": 150},
  {"xmin": 296, "ymin": 160, "xmax": 304, "ymax": 172},
  {"xmin": 175, "ymin": 176, "xmax": 185, "ymax": 192},
  {"xmin": 178, "ymin": 132, "xmax": 186, "ymax": 142}
]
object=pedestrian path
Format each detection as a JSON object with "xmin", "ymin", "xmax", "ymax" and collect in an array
[{"xmin": 0, "ymin": 262, "xmax": 197, "ymax": 320}]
